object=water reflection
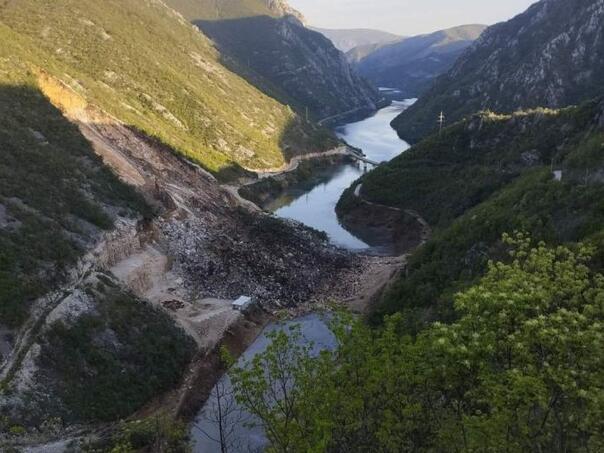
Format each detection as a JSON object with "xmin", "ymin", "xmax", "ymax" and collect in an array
[
  {"xmin": 271, "ymin": 98, "xmax": 414, "ymax": 251},
  {"xmin": 191, "ymin": 314, "xmax": 336, "ymax": 453}
]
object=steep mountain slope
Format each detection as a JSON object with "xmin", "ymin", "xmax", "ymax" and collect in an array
[
  {"xmin": 0, "ymin": 32, "xmax": 196, "ymax": 430},
  {"xmin": 339, "ymin": 99, "xmax": 604, "ymax": 326},
  {"xmin": 0, "ymin": 0, "xmax": 352, "ymax": 441},
  {"xmin": 352, "ymin": 25, "xmax": 486, "ymax": 98},
  {"xmin": 164, "ymin": 0, "xmax": 304, "ymax": 21},
  {"xmin": 0, "ymin": 38, "xmax": 150, "ymax": 329},
  {"xmin": 393, "ymin": 0, "xmax": 604, "ymax": 143},
  {"xmin": 166, "ymin": 0, "xmax": 382, "ymax": 122},
  {"xmin": 0, "ymin": 0, "xmax": 330, "ymax": 178},
  {"xmin": 311, "ymin": 27, "xmax": 401, "ymax": 52}
]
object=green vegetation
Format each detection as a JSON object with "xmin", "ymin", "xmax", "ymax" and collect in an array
[
  {"xmin": 165, "ymin": 0, "xmax": 380, "ymax": 121},
  {"xmin": 391, "ymin": 0, "xmax": 604, "ymax": 143},
  {"xmin": 38, "ymin": 279, "xmax": 195, "ymax": 423},
  {"xmin": 357, "ymin": 104, "xmax": 599, "ymax": 227},
  {"xmin": 239, "ymin": 157, "xmax": 348, "ymax": 209},
  {"xmin": 81, "ymin": 414, "xmax": 190, "ymax": 453},
  {"xmin": 339, "ymin": 100, "xmax": 604, "ymax": 328},
  {"xmin": 0, "ymin": 0, "xmax": 328, "ymax": 175},
  {"xmin": 0, "ymin": 55, "xmax": 149, "ymax": 326},
  {"xmin": 377, "ymin": 169, "xmax": 604, "ymax": 328},
  {"xmin": 0, "ymin": 0, "xmax": 335, "ymax": 326},
  {"xmin": 164, "ymin": 0, "xmax": 277, "ymax": 21},
  {"xmin": 231, "ymin": 238, "xmax": 604, "ymax": 452}
]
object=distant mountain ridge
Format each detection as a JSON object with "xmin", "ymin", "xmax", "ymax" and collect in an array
[
  {"xmin": 311, "ymin": 27, "xmax": 401, "ymax": 52},
  {"xmin": 392, "ymin": 0, "xmax": 604, "ymax": 143},
  {"xmin": 350, "ymin": 24, "xmax": 486, "ymax": 98},
  {"xmin": 166, "ymin": 0, "xmax": 382, "ymax": 121}
]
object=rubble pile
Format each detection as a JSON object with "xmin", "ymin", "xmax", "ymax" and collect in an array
[{"xmin": 161, "ymin": 211, "xmax": 354, "ymax": 308}]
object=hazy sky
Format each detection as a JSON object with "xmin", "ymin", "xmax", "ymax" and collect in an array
[{"xmin": 288, "ymin": 0, "xmax": 539, "ymax": 35}]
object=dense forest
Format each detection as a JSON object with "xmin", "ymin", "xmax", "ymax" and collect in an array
[{"xmin": 230, "ymin": 236, "xmax": 604, "ymax": 452}]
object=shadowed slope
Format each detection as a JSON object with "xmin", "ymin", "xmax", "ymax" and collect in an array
[
  {"xmin": 392, "ymin": 0, "xmax": 604, "ymax": 143},
  {"xmin": 352, "ymin": 25, "xmax": 486, "ymax": 98},
  {"xmin": 165, "ymin": 0, "xmax": 382, "ymax": 122},
  {"xmin": 0, "ymin": 0, "xmax": 326, "ymax": 175}
]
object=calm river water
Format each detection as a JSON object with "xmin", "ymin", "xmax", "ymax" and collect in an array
[
  {"xmin": 190, "ymin": 99, "xmax": 415, "ymax": 451},
  {"xmin": 268, "ymin": 99, "xmax": 414, "ymax": 251},
  {"xmin": 190, "ymin": 314, "xmax": 336, "ymax": 452}
]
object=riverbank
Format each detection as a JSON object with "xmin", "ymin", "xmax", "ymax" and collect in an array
[
  {"xmin": 174, "ymin": 242, "xmax": 420, "ymax": 431},
  {"xmin": 160, "ymin": 101, "xmax": 422, "ymax": 448},
  {"xmin": 150, "ymin": 101, "xmax": 419, "ymax": 450},
  {"xmin": 239, "ymin": 153, "xmax": 356, "ymax": 210}
]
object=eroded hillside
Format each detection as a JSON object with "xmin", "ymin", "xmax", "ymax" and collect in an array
[
  {"xmin": 166, "ymin": 0, "xmax": 382, "ymax": 122},
  {"xmin": 0, "ymin": 0, "xmax": 333, "ymax": 176},
  {"xmin": 0, "ymin": 0, "xmax": 353, "ymax": 446}
]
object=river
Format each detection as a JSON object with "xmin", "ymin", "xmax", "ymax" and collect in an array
[
  {"xmin": 190, "ymin": 314, "xmax": 336, "ymax": 452},
  {"xmin": 267, "ymin": 99, "xmax": 414, "ymax": 251},
  {"xmin": 190, "ymin": 99, "xmax": 414, "ymax": 451}
]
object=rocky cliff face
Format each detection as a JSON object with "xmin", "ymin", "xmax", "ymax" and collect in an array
[
  {"xmin": 392, "ymin": 0, "xmax": 604, "ymax": 143},
  {"xmin": 265, "ymin": 0, "xmax": 305, "ymax": 22},
  {"xmin": 200, "ymin": 14, "xmax": 381, "ymax": 121},
  {"xmin": 166, "ymin": 0, "xmax": 382, "ymax": 122}
]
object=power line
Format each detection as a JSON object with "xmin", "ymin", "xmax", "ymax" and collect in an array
[{"xmin": 438, "ymin": 111, "xmax": 445, "ymax": 134}]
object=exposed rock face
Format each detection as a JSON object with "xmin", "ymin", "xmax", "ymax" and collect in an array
[
  {"xmin": 196, "ymin": 14, "xmax": 381, "ymax": 121},
  {"xmin": 265, "ymin": 0, "xmax": 305, "ymax": 22},
  {"xmin": 163, "ymin": 0, "xmax": 382, "ymax": 122},
  {"xmin": 393, "ymin": 0, "xmax": 604, "ymax": 143}
]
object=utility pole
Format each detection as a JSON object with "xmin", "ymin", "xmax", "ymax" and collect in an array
[
  {"xmin": 438, "ymin": 111, "xmax": 445, "ymax": 135},
  {"xmin": 305, "ymin": 106, "xmax": 309, "ymax": 123}
]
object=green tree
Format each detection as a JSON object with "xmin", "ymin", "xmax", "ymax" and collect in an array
[{"xmin": 231, "ymin": 236, "xmax": 604, "ymax": 452}]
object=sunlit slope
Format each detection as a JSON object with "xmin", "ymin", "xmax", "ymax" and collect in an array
[
  {"xmin": 0, "ymin": 29, "xmax": 152, "ymax": 326},
  {"xmin": 0, "ymin": 0, "xmax": 321, "ymax": 174},
  {"xmin": 164, "ymin": 0, "xmax": 275, "ymax": 20}
]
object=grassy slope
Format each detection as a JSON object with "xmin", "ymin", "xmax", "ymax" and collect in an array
[
  {"xmin": 339, "ymin": 100, "xmax": 604, "ymax": 327},
  {"xmin": 0, "ymin": 0, "xmax": 327, "ymax": 175},
  {"xmin": 164, "ymin": 0, "xmax": 275, "ymax": 20},
  {"xmin": 0, "ymin": 32, "xmax": 150, "ymax": 326}
]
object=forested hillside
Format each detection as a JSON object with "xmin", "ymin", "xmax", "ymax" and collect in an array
[
  {"xmin": 231, "ymin": 237, "xmax": 604, "ymax": 451},
  {"xmin": 0, "ymin": 0, "xmax": 330, "ymax": 177},
  {"xmin": 166, "ymin": 0, "xmax": 382, "ymax": 122},
  {"xmin": 393, "ymin": 0, "xmax": 604, "ymax": 143},
  {"xmin": 339, "ymin": 99, "xmax": 604, "ymax": 326}
]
